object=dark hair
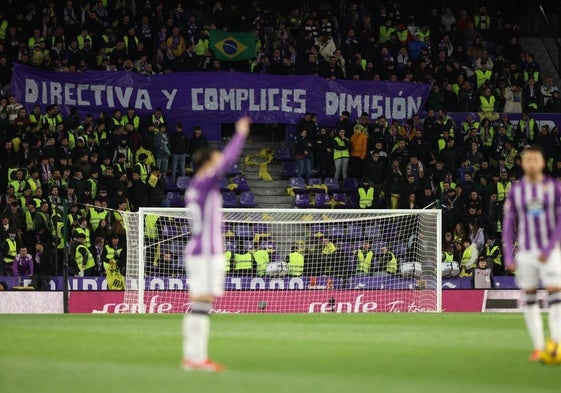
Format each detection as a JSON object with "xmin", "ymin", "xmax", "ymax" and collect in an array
[
  {"xmin": 523, "ymin": 144, "xmax": 546, "ymax": 157},
  {"xmin": 192, "ymin": 145, "xmax": 219, "ymax": 171}
]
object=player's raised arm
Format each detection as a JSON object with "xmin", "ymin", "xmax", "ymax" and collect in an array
[
  {"xmin": 216, "ymin": 117, "xmax": 251, "ymax": 175},
  {"xmin": 502, "ymin": 187, "xmax": 516, "ymax": 271},
  {"xmin": 541, "ymin": 181, "xmax": 561, "ymax": 261}
]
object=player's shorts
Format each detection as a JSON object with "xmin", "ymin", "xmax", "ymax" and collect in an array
[
  {"xmin": 185, "ymin": 254, "xmax": 225, "ymax": 297},
  {"xmin": 515, "ymin": 248, "xmax": 561, "ymax": 290}
]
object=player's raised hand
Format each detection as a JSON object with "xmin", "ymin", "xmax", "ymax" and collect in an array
[
  {"xmin": 236, "ymin": 116, "xmax": 252, "ymax": 137},
  {"xmin": 538, "ymin": 253, "xmax": 548, "ymax": 263},
  {"xmin": 505, "ymin": 263, "xmax": 516, "ymax": 273}
]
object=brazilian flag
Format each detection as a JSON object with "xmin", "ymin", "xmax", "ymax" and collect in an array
[{"xmin": 209, "ymin": 30, "xmax": 256, "ymax": 61}]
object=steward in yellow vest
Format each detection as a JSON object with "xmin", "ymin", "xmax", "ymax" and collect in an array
[
  {"xmin": 74, "ymin": 234, "xmax": 95, "ymax": 275},
  {"xmin": 224, "ymin": 250, "xmax": 232, "ymax": 273},
  {"xmin": 253, "ymin": 248, "xmax": 271, "ymax": 277},
  {"xmin": 358, "ymin": 183, "xmax": 374, "ymax": 208},
  {"xmin": 355, "ymin": 242, "xmax": 373, "ymax": 274},
  {"xmin": 2, "ymin": 231, "xmax": 19, "ymax": 275},
  {"xmin": 380, "ymin": 247, "xmax": 397, "ymax": 274},
  {"xmin": 134, "ymin": 154, "xmax": 149, "ymax": 183},
  {"xmin": 483, "ymin": 239, "xmax": 503, "ymax": 275},
  {"xmin": 287, "ymin": 246, "xmax": 305, "ymax": 277},
  {"xmin": 475, "ymin": 66, "xmax": 493, "ymax": 89},
  {"xmin": 233, "ymin": 250, "xmax": 253, "ymax": 275},
  {"xmin": 333, "ymin": 132, "xmax": 350, "ymax": 160},
  {"xmin": 102, "ymin": 236, "xmax": 124, "ymax": 272},
  {"xmin": 87, "ymin": 206, "xmax": 108, "ymax": 232}
]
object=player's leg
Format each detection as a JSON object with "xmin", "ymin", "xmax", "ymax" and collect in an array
[
  {"xmin": 515, "ymin": 251, "xmax": 544, "ymax": 359},
  {"xmin": 182, "ymin": 254, "xmax": 225, "ymax": 371},
  {"xmin": 540, "ymin": 248, "xmax": 561, "ymax": 363}
]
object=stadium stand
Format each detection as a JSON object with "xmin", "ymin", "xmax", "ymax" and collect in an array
[{"xmin": 0, "ymin": 1, "xmax": 560, "ymax": 280}]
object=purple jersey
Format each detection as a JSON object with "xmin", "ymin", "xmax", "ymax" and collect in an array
[
  {"xmin": 184, "ymin": 132, "xmax": 246, "ymax": 256},
  {"xmin": 502, "ymin": 176, "xmax": 561, "ymax": 264}
]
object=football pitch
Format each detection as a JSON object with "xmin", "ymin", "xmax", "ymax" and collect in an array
[{"xmin": 2, "ymin": 313, "xmax": 560, "ymax": 393}]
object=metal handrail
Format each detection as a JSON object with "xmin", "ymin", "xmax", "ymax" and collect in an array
[{"xmin": 537, "ymin": 4, "xmax": 561, "ymax": 77}]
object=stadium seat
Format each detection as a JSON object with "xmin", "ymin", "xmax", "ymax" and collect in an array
[
  {"xmin": 235, "ymin": 223, "xmax": 253, "ymax": 239},
  {"xmin": 253, "ymin": 223, "xmax": 270, "ymax": 236},
  {"xmin": 176, "ymin": 176, "xmax": 191, "ymax": 190},
  {"xmin": 219, "ymin": 177, "xmax": 230, "ymax": 191},
  {"xmin": 332, "ymin": 193, "xmax": 347, "ymax": 207},
  {"xmin": 327, "ymin": 225, "xmax": 345, "ymax": 239},
  {"xmin": 240, "ymin": 191, "xmax": 257, "ymax": 207},
  {"xmin": 222, "ymin": 191, "xmax": 239, "ymax": 208},
  {"xmin": 274, "ymin": 146, "xmax": 293, "ymax": 162},
  {"xmin": 346, "ymin": 224, "xmax": 363, "ymax": 240},
  {"xmin": 225, "ymin": 162, "xmax": 241, "ymax": 176},
  {"xmin": 394, "ymin": 241, "xmax": 409, "ymax": 257},
  {"xmin": 169, "ymin": 241, "xmax": 184, "ymax": 256},
  {"xmin": 232, "ymin": 175, "xmax": 250, "ymax": 193},
  {"xmin": 289, "ymin": 177, "xmax": 308, "ymax": 193},
  {"xmin": 294, "ymin": 193, "xmax": 311, "ymax": 208},
  {"xmin": 342, "ymin": 177, "xmax": 359, "ymax": 192},
  {"xmin": 364, "ymin": 225, "xmax": 382, "ymax": 239},
  {"xmin": 314, "ymin": 192, "xmax": 330, "ymax": 208},
  {"xmin": 346, "ymin": 193, "xmax": 359, "ymax": 208},
  {"xmin": 308, "ymin": 178, "xmax": 323, "ymax": 187},
  {"xmin": 166, "ymin": 176, "xmax": 179, "ymax": 192},
  {"xmin": 282, "ymin": 161, "xmax": 298, "ymax": 178},
  {"xmin": 324, "ymin": 177, "xmax": 339, "ymax": 192},
  {"xmin": 310, "ymin": 223, "xmax": 326, "ymax": 237},
  {"xmin": 167, "ymin": 192, "xmax": 184, "ymax": 207},
  {"xmin": 224, "ymin": 240, "xmax": 236, "ymax": 252}
]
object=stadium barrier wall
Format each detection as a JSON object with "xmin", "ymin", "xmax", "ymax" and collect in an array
[
  {"xmin": 0, "ymin": 292, "xmax": 63, "ymax": 313},
  {"xmin": 0, "ymin": 275, "xmax": 519, "ymax": 291},
  {"xmin": 68, "ymin": 290, "xmax": 486, "ymax": 314}
]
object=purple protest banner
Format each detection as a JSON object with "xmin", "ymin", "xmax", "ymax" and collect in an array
[{"xmin": 11, "ymin": 64, "xmax": 431, "ymax": 140}]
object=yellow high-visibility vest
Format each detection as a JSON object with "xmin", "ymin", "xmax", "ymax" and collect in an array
[
  {"xmin": 253, "ymin": 249, "xmax": 270, "ymax": 277},
  {"xmin": 496, "ymin": 181, "xmax": 512, "ymax": 202},
  {"xmin": 3, "ymin": 239, "xmax": 17, "ymax": 263},
  {"xmin": 88, "ymin": 208, "xmax": 108, "ymax": 231},
  {"xmin": 75, "ymin": 244, "xmax": 95, "ymax": 271},
  {"xmin": 288, "ymin": 251, "xmax": 304, "ymax": 277},
  {"xmin": 103, "ymin": 244, "xmax": 123, "ymax": 272},
  {"xmin": 356, "ymin": 249, "xmax": 373, "ymax": 273},
  {"xmin": 333, "ymin": 137, "xmax": 349, "ymax": 160},
  {"xmin": 386, "ymin": 252, "xmax": 397, "ymax": 274},
  {"xmin": 233, "ymin": 252, "xmax": 253, "ymax": 271},
  {"xmin": 358, "ymin": 187, "xmax": 374, "ymax": 208},
  {"xmin": 224, "ymin": 251, "xmax": 232, "ymax": 272},
  {"xmin": 475, "ymin": 69, "xmax": 492, "ymax": 89},
  {"xmin": 479, "ymin": 95, "xmax": 495, "ymax": 112}
]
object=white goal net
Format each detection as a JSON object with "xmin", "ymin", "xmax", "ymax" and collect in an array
[{"xmin": 122, "ymin": 208, "xmax": 441, "ymax": 313}]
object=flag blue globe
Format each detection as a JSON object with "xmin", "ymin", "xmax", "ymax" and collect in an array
[{"xmin": 222, "ymin": 39, "xmax": 239, "ymax": 56}]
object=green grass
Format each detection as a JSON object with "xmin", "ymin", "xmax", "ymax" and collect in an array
[{"xmin": 1, "ymin": 314, "xmax": 560, "ymax": 393}]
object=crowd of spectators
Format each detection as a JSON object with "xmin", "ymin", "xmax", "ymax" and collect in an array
[{"xmin": 0, "ymin": 1, "xmax": 560, "ymax": 282}]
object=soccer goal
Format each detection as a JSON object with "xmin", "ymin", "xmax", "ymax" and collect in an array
[{"xmin": 122, "ymin": 208, "xmax": 442, "ymax": 313}]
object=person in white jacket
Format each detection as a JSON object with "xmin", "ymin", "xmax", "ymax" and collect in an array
[
  {"xmin": 503, "ymin": 83, "xmax": 523, "ymax": 113},
  {"xmin": 316, "ymin": 34, "xmax": 336, "ymax": 62}
]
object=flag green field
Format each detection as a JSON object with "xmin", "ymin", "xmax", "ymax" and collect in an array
[
  {"xmin": 209, "ymin": 30, "xmax": 256, "ymax": 61},
  {"xmin": 1, "ymin": 313, "xmax": 559, "ymax": 393}
]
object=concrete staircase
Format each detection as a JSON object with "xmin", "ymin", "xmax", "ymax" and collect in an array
[
  {"xmin": 238, "ymin": 135, "xmax": 294, "ymax": 209},
  {"xmin": 519, "ymin": 37, "xmax": 560, "ymax": 82}
]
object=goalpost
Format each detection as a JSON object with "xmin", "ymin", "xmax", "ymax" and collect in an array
[{"xmin": 122, "ymin": 208, "xmax": 442, "ymax": 313}]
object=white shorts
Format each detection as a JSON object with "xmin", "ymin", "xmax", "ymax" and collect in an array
[
  {"xmin": 186, "ymin": 254, "xmax": 225, "ymax": 297},
  {"xmin": 515, "ymin": 248, "xmax": 561, "ymax": 290}
]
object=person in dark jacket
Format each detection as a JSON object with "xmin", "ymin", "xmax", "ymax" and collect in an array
[
  {"xmin": 169, "ymin": 122, "xmax": 189, "ymax": 184},
  {"xmin": 189, "ymin": 125, "xmax": 208, "ymax": 172},
  {"xmin": 147, "ymin": 167, "xmax": 170, "ymax": 207},
  {"xmin": 295, "ymin": 130, "xmax": 313, "ymax": 182},
  {"xmin": 315, "ymin": 128, "xmax": 334, "ymax": 179}
]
